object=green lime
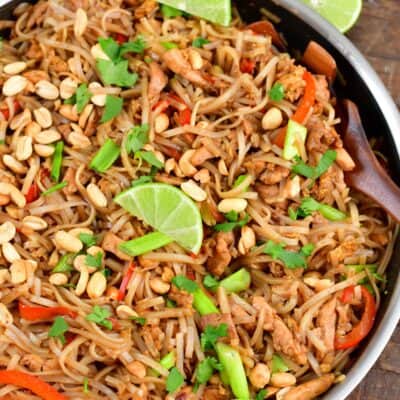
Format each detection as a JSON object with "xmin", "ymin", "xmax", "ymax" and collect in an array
[
  {"xmin": 301, "ymin": 0, "xmax": 362, "ymax": 33},
  {"xmin": 114, "ymin": 183, "xmax": 203, "ymax": 254},
  {"xmin": 158, "ymin": 0, "xmax": 231, "ymax": 27}
]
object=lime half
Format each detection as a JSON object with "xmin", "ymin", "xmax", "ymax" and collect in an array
[
  {"xmin": 158, "ymin": 0, "xmax": 231, "ymax": 27},
  {"xmin": 301, "ymin": 0, "xmax": 362, "ymax": 33},
  {"xmin": 114, "ymin": 183, "xmax": 203, "ymax": 254}
]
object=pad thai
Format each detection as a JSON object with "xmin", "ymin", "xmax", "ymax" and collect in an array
[{"xmin": 0, "ymin": 0, "xmax": 396, "ymax": 399}]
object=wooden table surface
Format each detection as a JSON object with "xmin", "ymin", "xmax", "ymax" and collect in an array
[{"xmin": 345, "ymin": 0, "xmax": 400, "ymax": 398}]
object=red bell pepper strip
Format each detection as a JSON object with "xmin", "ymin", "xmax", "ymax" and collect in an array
[
  {"xmin": 115, "ymin": 33, "xmax": 128, "ymax": 44},
  {"xmin": 340, "ymin": 285, "xmax": 355, "ymax": 304},
  {"xmin": 273, "ymin": 70, "xmax": 316, "ymax": 148},
  {"xmin": 177, "ymin": 108, "xmax": 192, "ymax": 126},
  {"xmin": 335, "ymin": 286, "xmax": 376, "ymax": 350},
  {"xmin": 0, "ymin": 100, "xmax": 21, "ymax": 120},
  {"xmin": 19, "ymin": 302, "xmax": 77, "ymax": 321},
  {"xmin": 117, "ymin": 261, "xmax": 135, "ymax": 301},
  {"xmin": 25, "ymin": 182, "xmax": 40, "ymax": 203},
  {"xmin": 240, "ymin": 58, "xmax": 255, "ymax": 74},
  {"xmin": 0, "ymin": 370, "xmax": 67, "ymax": 400},
  {"xmin": 247, "ymin": 20, "xmax": 285, "ymax": 50}
]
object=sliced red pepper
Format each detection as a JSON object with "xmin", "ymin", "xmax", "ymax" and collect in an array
[
  {"xmin": 117, "ymin": 261, "xmax": 135, "ymax": 301},
  {"xmin": 0, "ymin": 370, "xmax": 67, "ymax": 400},
  {"xmin": 247, "ymin": 20, "xmax": 285, "ymax": 50},
  {"xmin": 65, "ymin": 331, "xmax": 77, "ymax": 345},
  {"xmin": 19, "ymin": 302, "xmax": 77, "ymax": 321},
  {"xmin": 177, "ymin": 108, "xmax": 192, "ymax": 126},
  {"xmin": 0, "ymin": 100, "xmax": 21, "ymax": 120},
  {"xmin": 115, "ymin": 33, "xmax": 128, "ymax": 44},
  {"xmin": 25, "ymin": 181, "xmax": 40, "ymax": 203},
  {"xmin": 152, "ymin": 99, "xmax": 170, "ymax": 114},
  {"xmin": 240, "ymin": 58, "xmax": 255, "ymax": 74},
  {"xmin": 335, "ymin": 286, "xmax": 376, "ymax": 350},
  {"xmin": 108, "ymin": 316, "xmax": 121, "ymax": 330},
  {"xmin": 340, "ymin": 285, "xmax": 355, "ymax": 304},
  {"xmin": 273, "ymin": 70, "xmax": 316, "ymax": 148}
]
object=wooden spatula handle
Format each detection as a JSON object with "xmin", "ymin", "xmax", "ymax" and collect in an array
[{"xmin": 343, "ymin": 99, "xmax": 400, "ymax": 223}]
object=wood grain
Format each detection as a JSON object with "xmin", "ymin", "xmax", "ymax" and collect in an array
[{"xmin": 345, "ymin": 0, "xmax": 400, "ymax": 398}]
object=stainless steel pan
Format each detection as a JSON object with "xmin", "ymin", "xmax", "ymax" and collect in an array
[{"xmin": 0, "ymin": 0, "xmax": 399, "ymax": 398}]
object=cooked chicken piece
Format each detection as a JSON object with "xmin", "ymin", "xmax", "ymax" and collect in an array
[
  {"xmin": 199, "ymin": 312, "xmax": 239, "ymax": 345},
  {"xmin": 260, "ymin": 163, "xmax": 290, "ymax": 185},
  {"xmin": 206, "ymin": 232, "xmax": 234, "ymax": 276},
  {"xmin": 102, "ymin": 232, "xmax": 131, "ymax": 261},
  {"xmin": 283, "ymin": 374, "xmax": 335, "ymax": 400},
  {"xmin": 316, "ymin": 297, "xmax": 337, "ymax": 353},
  {"xmin": 148, "ymin": 62, "xmax": 168, "ymax": 100}
]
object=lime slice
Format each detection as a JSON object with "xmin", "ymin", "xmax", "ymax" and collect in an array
[
  {"xmin": 301, "ymin": 0, "xmax": 362, "ymax": 33},
  {"xmin": 158, "ymin": 0, "xmax": 231, "ymax": 27},
  {"xmin": 114, "ymin": 183, "xmax": 203, "ymax": 254}
]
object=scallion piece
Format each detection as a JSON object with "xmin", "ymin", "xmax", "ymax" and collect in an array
[
  {"xmin": 160, "ymin": 351, "xmax": 176, "ymax": 370},
  {"xmin": 90, "ymin": 138, "xmax": 120, "ymax": 173},
  {"xmin": 41, "ymin": 181, "xmax": 68, "ymax": 196},
  {"xmin": 51, "ymin": 141, "xmax": 64, "ymax": 182},
  {"xmin": 319, "ymin": 204, "xmax": 347, "ymax": 221},
  {"xmin": 219, "ymin": 268, "xmax": 251, "ymax": 293},
  {"xmin": 193, "ymin": 288, "xmax": 219, "ymax": 316},
  {"xmin": 119, "ymin": 231, "xmax": 173, "ymax": 256}
]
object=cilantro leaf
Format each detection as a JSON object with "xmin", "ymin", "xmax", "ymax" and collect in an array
[
  {"xmin": 130, "ymin": 316, "xmax": 146, "ymax": 326},
  {"xmin": 256, "ymin": 389, "xmax": 268, "ymax": 400},
  {"xmin": 75, "ymin": 83, "xmax": 92, "ymax": 113},
  {"xmin": 301, "ymin": 243, "xmax": 315, "ymax": 257},
  {"xmin": 271, "ymin": 354, "xmax": 289, "ymax": 373},
  {"xmin": 96, "ymin": 59, "xmax": 138, "ymax": 88},
  {"xmin": 214, "ymin": 214, "xmax": 249, "ymax": 232},
  {"xmin": 166, "ymin": 367, "xmax": 184, "ymax": 393},
  {"xmin": 98, "ymin": 37, "xmax": 120, "ymax": 61},
  {"xmin": 290, "ymin": 197, "xmax": 347, "ymax": 221},
  {"xmin": 52, "ymin": 254, "xmax": 73, "ymax": 273},
  {"xmin": 172, "ymin": 275, "xmax": 199, "ymax": 293},
  {"xmin": 264, "ymin": 240, "xmax": 309, "ymax": 269},
  {"xmin": 120, "ymin": 36, "xmax": 146, "ymax": 56},
  {"xmin": 79, "ymin": 233, "xmax": 97, "ymax": 247},
  {"xmin": 126, "ymin": 124, "xmax": 149, "ymax": 154},
  {"xmin": 203, "ymin": 275, "xmax": 219, "ymax": 290},
  {"xmin": 131, "ymin": 175, "xmax": 153, "ymax": 187},
  {"xmin": 48, "ymin": 316, "xmax": 69, "ymax": 344},
  {"xmin": 135, "ymin": 150, "xmax": 164, "ymax": 168},
  {"xmin": 292, "ymin": 149, "xmax": 337, "ymax": 180},
  {"xmin": 268, "ymin": 82, "xmax": 285, "ymax": 102},
  {"xmin": 85, "ymin": 252, "xmax": 103, "ymax": 268},
  {"xmin": 225, "ymin": 211, "xmax": 238, "ymax": 222},
  {"xmin": 192, "ymin": 37, "xmax": 210, "ymax": 48},
  {"xmin": 200, "ymin": 323, "xmax": 228, "ymax": 351},
  {"xmin": 161, "ymin": 4, "xmax": 183, "ymax": 18},
  {"xmin": 64, "ymin": 94, "xmax": 76, "ymax": 105},
  {"xmin": 101, "ymin": 95, "xmax": 123, "ymax": 123},
  {"xmin": 195, "ymin": 356, "xmax": 222, "ymax": 386},
  {"xmin": 86, "ymin": 305, "xmax": 112, "ymax": 330}
]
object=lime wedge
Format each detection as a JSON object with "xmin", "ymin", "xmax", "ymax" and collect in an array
[
  {"xmin": 158, "ymin": 0, "xmax": 231, "ymax": 27},
  {"xmin": 114, "ymin": 183, "xmax": 203, "ymax": 254},
  {"xmin": 301, "ymin": 0, "xmax": 362, "ymax": 33}
]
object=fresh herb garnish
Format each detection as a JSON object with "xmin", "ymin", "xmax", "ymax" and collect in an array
[
  {"xmin": 130, "ymin": 316, "xmax": 146, "ymax": 326},
  {"xmin": 192, "ymin": 37, "xmax": 210, "ymax": 48},
  {"xmin": 203, "ymin": 275, "xmax": 219, "ymax": 290},
  {"xmin": 131, "ymin": 175, "xmax": 153, "ymax": 187},
  {"xmin": 75, "ymin": 83, "xmax": 92, "ymax": 113},
  {"xmin": 125, "ymin": 124, "xmax": 149, "ymax": 154},
  {"xmin": 52, "ymin": 254, "xmax": 73, "ymax": 273},
  {"xmin": 292, "ymin": 149, "xmax": 337, "ymax": 180},
  {"xmin": 101, "ymin": 95, "xmax": 123, "ymax": 123},
  {"xmin": 268, "ymin": 82, "xmax": 285, "ymax": 102},
  {"xmin": 255, "ymin": 389, "xmax": 268, "ymax": 400},
  {"xmin": 289, "ymin": 197, "xmax": 347, "ymax": 221},
  {"xmin": 271, "ymin": 354, "xmax": 289, "ymax": 373},
  {"xmin": 166, "ymin": 367, "xmax": 184, "ymax": 393},
  {"xmin": 96, "ymin": 59, "xmax": 138, "ymax": 88},
  {"xmin": 51, "ymin": 141, "xmax": 64, "ymax": 182},
  {"xmin": 85, "ymin": 252, "xmax": 103, "ymax": 268},
  {"xmin": 135, "ymin": 150, "xmax": 164, "ymax": 168},
  {"xmin": 41, "ymin": 181, "xmax": 68, "ymax": 196},
  {"xmin": 200, "ymin": 323, "xmax": 228, "ymax": 351},
  {"xmin": 98, "ymin": 36, "xmax": 147, "ymax": 62},
  {"xmin": 263, "ymin": 240, "xmax": 314, "ymax": 269},
  {"xmin": 166, "ymin": 298, "xmax": 177, "ymax": 308},
  {"xmin": 233, "ymin": 174, "xmax": 249, "ymax": 190},
  {"xmin": 83, "ymin": 377, "xmax": 89, "ymax": 394},
  {"xmin": 171, "ymin": 275, "xmax": 199, "ymax": 293},
  {"xmin": 79, "ymin": 233, "xmax": 97, "ymax": 247},
  {"xmin": 86, "ymin": 305, "xmax": 112, "ymax": 330},
  {"xmin": 214, "ymin": 214, "xmax": 249, "ymax": 232},
  {"xmin": 48, "ymin": 316, "xmax": 69, "ymax": 344},
  {"xmin": 194, "ymin": 356, "xmax": 222, "ymax": 388}
]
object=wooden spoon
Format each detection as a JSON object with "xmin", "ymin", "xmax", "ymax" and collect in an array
[{"xmin": 340, "ymin": 99, "xmax": 400, "ymax": 223}]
